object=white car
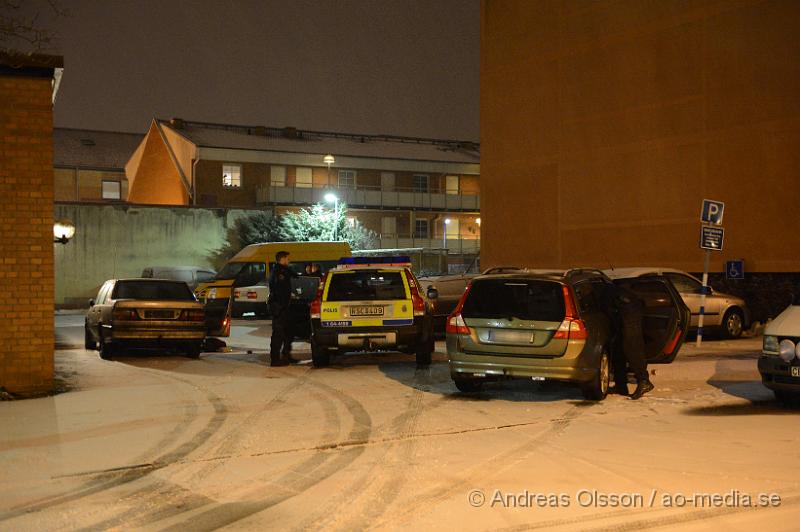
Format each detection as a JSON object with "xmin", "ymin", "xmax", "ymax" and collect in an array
[
  {"xmin": 603, "ymin": 268, "xmax": 751, "ymax": 339},
  {"xmin": 759, "ymin": 300, "xmax": 800, "ymax": 404},
  {"xmin": 231, "ymin": 283, "xmax": 269, "ymax": 318}
]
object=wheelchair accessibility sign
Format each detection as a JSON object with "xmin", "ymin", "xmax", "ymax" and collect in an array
[{"xmin": 726, "ymin": 260, "xmax": 745, "ymax": 280}]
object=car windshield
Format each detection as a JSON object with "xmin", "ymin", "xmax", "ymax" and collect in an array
[
  {"xmin": 462, "ymin": 278, "xmax": 565, "ymax": 322},
  {"xmin": 326, "ymin": 271, "xmax": 407, "ymax": 301},
  {"xmin": 215, "ymin": 262, "xmax": 247, "ymax": 280},
  {"xmin": 112, "ymin": 281, "xmax": 195, "ymax": 301}
]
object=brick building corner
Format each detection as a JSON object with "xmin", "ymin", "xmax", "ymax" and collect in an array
[{"xmin": 0, "ymin": 52, "xmax": 63, "ymax": 395}]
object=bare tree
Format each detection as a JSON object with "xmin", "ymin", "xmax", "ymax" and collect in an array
[{"xmin": 0, "ymin": 0, "xmax": 66, "ymax": 54}]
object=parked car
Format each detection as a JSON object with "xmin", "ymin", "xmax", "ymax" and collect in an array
[
  {"xmin": 446, "ymin": 269, "xmax": 690, "ymax": 400},
  {"xmin": 85, "ymin": 279, "xmax": 206, "ymax": 359},
  {"xmin": 420, "ymin": 267, "xmax": 525, "ymax": 331},
  {"xmin": 759, "ymin": 295, "xmax": 800, "ymax": 404},
  {"xmin": 140, "ymin": 266, "xmax": 216, "ymax": 291},
  {"xmin": 603, "ymin": 268, "xmax": 750, "ymax": 339},
  {"xmin": 310, "ymin": 256, "xmax": 436, "ymax": 367}
]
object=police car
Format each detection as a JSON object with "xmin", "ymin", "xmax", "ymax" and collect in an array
[{"xmin": 309, "ymin": 256, "xmax": 437, "ymax": 367}]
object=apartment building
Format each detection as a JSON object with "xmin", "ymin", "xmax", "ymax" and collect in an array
[{"xmin": 126, "ymin": 118, "xmax": 481, "ymax": 254}]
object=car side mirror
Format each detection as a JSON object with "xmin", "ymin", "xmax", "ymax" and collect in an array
[
  {"xmin": 88, "ymin": 298, "xmax": 95, "ymax": 307},
  {"xmin": 427, "ymin": 287, "xmax": 439, "ymax": 300}
]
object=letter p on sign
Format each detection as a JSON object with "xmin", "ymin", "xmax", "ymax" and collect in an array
[{"xmin": 701, "ymin": 199, "xmax": 725, "ymax": 225}]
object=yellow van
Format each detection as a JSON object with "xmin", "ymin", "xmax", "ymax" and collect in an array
[{"xmin": 196, "ymin": 241, "xmax": 352, "ymax": 336}]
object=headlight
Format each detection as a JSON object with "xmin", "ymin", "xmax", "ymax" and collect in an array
[
  {"xmin": 763, "ymin": 335, "xmax": 779, "ymax": 354},
  {"xmin": 779, "ymin": 339, "xmax": 796, "ymax": 363}
]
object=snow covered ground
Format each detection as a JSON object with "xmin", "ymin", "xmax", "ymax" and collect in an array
[{"xmin": 0, "ymin": 316, "xmax": 797, "ymax": 530}]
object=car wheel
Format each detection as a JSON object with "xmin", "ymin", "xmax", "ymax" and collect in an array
[
  {"xmin": 98, "ymin": 328, "xmax": 114, "ymax": 360},
  {"xmin": 453, "ymin": 377, "xmax": 483, "ymax": 393},
  {"xmin": 84, "ymin": 325, "xmax": 96, "ymax": 350},
  {"xmin": 722, "ymin": 309, "xmax": 744, "ymax": 339},
  {"xmin": 185, "ymin": 343, "xmax": 202, "ymax": 359},
  {"xmin": 311, "ymin": 341, "xmax": 330, "ymax": 368},
  {"xmin": 582, "ymin": 351, "xmax": 610, "ymax": 401}
]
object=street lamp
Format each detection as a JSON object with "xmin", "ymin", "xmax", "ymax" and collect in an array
[
  {"xmin": 325, "ymin": 192, "xmax": 339, "ymax": 241},
  {"xmin": 323, "ymin": 154, "xmax": 335, "ymax": 186},
  {"xmin": 53, "ymin": 219, "xmax": 75, "ymax": 244},
  {"xmin": 443, "ymin": 218, "xmax": 451, "ymax": 250}
]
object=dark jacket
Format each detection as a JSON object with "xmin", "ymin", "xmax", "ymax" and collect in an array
[{"xmin": 268, "ymin": 263, "xmax": 298, "ymax": 310}]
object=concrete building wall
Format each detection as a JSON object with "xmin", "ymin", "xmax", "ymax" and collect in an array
[
  {"xmin": 481, "ymin": 0, "xmax": 800, "ymax": 274},
  {"xmin": 54, "ymin": 203, "xmax": 261, "ymax": 307},
  {"xmin": 0, "ymin": 68, "xmax": 56, "ymax": 395}
]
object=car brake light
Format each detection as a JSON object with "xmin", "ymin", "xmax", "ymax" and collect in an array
[
  {"xmin": 404, "ymin": 270, "xmax": 427, "ymax": 317},
  {"xmin": 552, "ymin": 284, "xmax": 588, "ymax": 340},
  {"xmin": 553, "ymin": 318, "xmax": 588, "ymax": 340},
  {"xmin": 180, "ymin": 309, "xmax": 205, "ymax": 321},
  {"xmin": 446, "ymin": 313, "xmax": 471, "ymax": 335},
  {"xmin": 247, "ymin": 291, "xmax": 258, "ymax": 300},
  {"xmin": 310, "ymin": 274, "xmax": 325, "ymax": 319},
  {"xmin": 112, "ymin": 308, "xmax": 137, "ymax": 320}
]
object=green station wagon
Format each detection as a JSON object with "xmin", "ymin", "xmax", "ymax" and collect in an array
[{"xmin": 446, "ymin": 269, "xmax": 690, "ymax": 400}]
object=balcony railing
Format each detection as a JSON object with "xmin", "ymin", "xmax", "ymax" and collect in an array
[
  {"xmin": 376, "ymin": 236, "xmax": 480, "ymax": 255},
  {"xmin": 256, "ymin": 183, "xmax": 480, "ymax": 211}
]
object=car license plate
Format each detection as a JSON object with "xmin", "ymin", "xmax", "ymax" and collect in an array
[
  {"xmin": 350, "ymin": 306, "xmax": 384, "ymax": 317},
  {"xmin": 792, "ymin": 367, "xmax": 800, "ymax": 378},
  {"xmin": 145, "ymin": 310, "xmax": 174, "ymax": 319},
  {"xmin": 490, "ymin": 329, "xmax": 535, "ymax": 344}
]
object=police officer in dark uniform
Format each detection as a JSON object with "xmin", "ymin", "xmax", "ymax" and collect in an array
[
  {"xmin": 603, "ymin": 282, "xmax": 655, "ymax": 400},
  {"xmin": 268, "ymin": 251, "xmax": 298, "ymax": 366}
]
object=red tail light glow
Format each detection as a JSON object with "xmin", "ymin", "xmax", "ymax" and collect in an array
[
  {"xmin": 405, "ymin": 270, "xmax": 427, "ymax": 317},
  {"xmin": 310, "ymin": 274, "xmax": 326, "ymax": 319},
  {"xmin": 112, "ymin": 309, "xmax": 137, "ymax": 320},
  {"xmin": 445, "ymin": 282, "xmax": 474, "ymax": 336},
  {"xmin": 552, "ymin": 284, "xmax": 588, "ymax": 340},
  {"xmin": 246, "ymin": 291, "xmax": 258, "ymax": 300}
]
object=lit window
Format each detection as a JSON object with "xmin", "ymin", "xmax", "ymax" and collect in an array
[
  {"xmin": 101, "ymin": 180, "xmax": 121, "ymax": 200},
  {"xmin": 446, "ymin": 175, "xmax": 459, "ymax": 195},
  {"xmin": 338, "ymin": 170, "xmax": 356, "ymax": 188},
  {"xmin": 413, "ymin": 174, "xmax": 429, "ymax": 193},
  {"xmin": 270, "ymin": 166, "xmax": 286, "ymax": 187},
  {"xmin": 414, "ymin": 219, "xmax": 429, "ymax": 238},
  {"xmin": 346, "ymin": 216, "xmax": 357, "ymax": 227},
  {"xmin": 295, "ymin": 167, "xmax": 312, "ymax": 188},
  {"xmin": 223, "ymin": 164, "xmax": 242, "ymax": 187}
]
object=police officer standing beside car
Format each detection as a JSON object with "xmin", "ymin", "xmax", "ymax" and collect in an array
[{"xmin": 268, "ymin": 251, "xmax": 299, "ymax": 366}]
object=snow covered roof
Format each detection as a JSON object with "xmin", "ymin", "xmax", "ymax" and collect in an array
[{"xmin": 54, "ymin": 128, "xmax": 144, "ymax": 170}]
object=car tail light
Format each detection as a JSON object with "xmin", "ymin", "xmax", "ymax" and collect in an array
[
  {"xmin": 112, "ymin": 308, "xmax": 137, "ymax": 320},
  {"xmin": 246, "ymin": 291, "xmax": 258, "ymax": 300},
  {"xmin": 234, "ymin": 290, "xmax": 241, "ymax": 298},
  {"xmin": 553, "ymin": 285, "xmax": 588, "ymax": 340},
  {"xmin": 445, "ymin": 282, "xmax": 474, "ymax": 335},
  {"xmin": 180, "ymin": 309, "xmax": 205, "ymax": 321},
  {"xmin": 310, "ymin": 274, "xmax": 326, "ymax": 319},
  {"xmin": 404, "ymin": 270, "xmax": 427, "ymax": 317}
]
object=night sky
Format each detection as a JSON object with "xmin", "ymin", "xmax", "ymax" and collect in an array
[{"xmin": 40, "ymin": 0, "xmax": 478, "ymax": 141}]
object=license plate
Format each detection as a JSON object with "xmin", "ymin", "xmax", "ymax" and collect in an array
[
  {"xmin": 792, "ymin": 367, "xmax": 800, "ymax": 378},
  {"xmin": 350, "ymin": 306, "xmax": 384, "ymax": 317},
  {"xmin": 145, "ymin": 310, "xmax": 174, "ymax": 319},
  {"xmin": 490, "ymin": 329, "xmax": 535, "ymax": 344}
]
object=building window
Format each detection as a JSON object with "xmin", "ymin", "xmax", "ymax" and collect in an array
[
  {"xmin": 295, "ymin": 167, "xmax": 312, "ymax": 188},
  {"xmin": 346, "ymin": 216, "xmax": 357, "ymax": 228},
  {"xmin": 381, "ymin": 216, "xmax": 397, "ymax": 237},
  {"xmin": 446, "ymin": 217, "xmax": 460, "ymax": 237},
  {"xmin": 101, "ymin": 180, "xmax": 121, "ymax": 200},
  {"xmin": 413, "ymin": 174, "xmax": 429, "ymax": 193},
  {"xmin": 223, "ymin": 164, "xmax": 242, "ymax": 187},
  {"xmin": 338, "ymin": 170, "xmax": 356, "ymax": 188},
  {"xmin": 446, "ymin": 175, "xmax": 460, "ymax": 195},
  {"xmin": 270, "ymin": 165, "xmax": 286, "ymax": 187},
  {"xmin": 414, "ymin": 219, "xmax": 429, "ymax": 239}
]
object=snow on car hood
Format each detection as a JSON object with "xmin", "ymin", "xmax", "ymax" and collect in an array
[{"xmin": 765, "ymin": 305, "xmax": 800, "ymax": 337}]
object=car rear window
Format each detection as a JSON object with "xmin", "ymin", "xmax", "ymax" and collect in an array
[
  {"xmin": 326, "ymin": 271, "xmax": 407, "ymax": 301},
  {"xmin": 112, "ymin": 281, "xmax": 195, "ymax": 301},
  {"xmin": 462, "ymin": 279, "xmax": 565, "ymax": 322}
]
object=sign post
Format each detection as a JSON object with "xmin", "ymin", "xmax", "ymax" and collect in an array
[{"xmin": 697, "ymin": 199, "xmax": 725, "ymax": 347}]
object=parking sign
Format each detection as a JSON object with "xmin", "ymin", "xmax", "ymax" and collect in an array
[
  {"xmin": 700, "ymin": 226, "xmax": 724, "ymax": 251},
  {"xmin": 701, "ymin": 199, "xmax": 725, "ymax": 225}
]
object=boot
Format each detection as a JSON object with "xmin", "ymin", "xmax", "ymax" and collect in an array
[
  {"xmin": 630, "ymin": 379, "xmax": 654, "ymax": 400},
  {"xmin": 271, "ymin": 356, "xmax": 289, "ymax": 367},
  {"xmin": 609, "ymin": 383, "xmax": 629, "ymax": 396}
]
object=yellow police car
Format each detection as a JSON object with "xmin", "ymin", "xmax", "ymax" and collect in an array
[{"xmin": 310, "ymin": 256, "xmax": 437, "ymax": 367}]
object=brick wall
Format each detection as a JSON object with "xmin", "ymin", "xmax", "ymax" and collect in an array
[{"xmin": 0, "ymin": 71, "xmax": 56, "ymax": 395}]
